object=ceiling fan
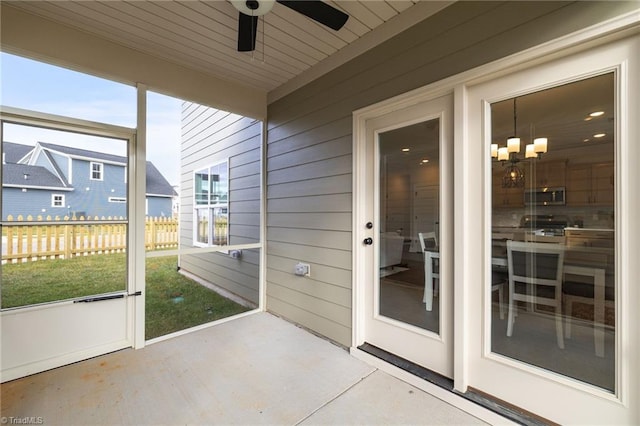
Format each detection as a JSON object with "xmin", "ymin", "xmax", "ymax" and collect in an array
[{"xmin": 231, "ymin": 0, "xmax": 349, "ymax": 52}]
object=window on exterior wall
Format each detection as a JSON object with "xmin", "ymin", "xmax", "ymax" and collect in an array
[
  {"xmin": 51, "ymin": 194, "xmax": 65, "ymax": 207},
  {"xmin": 194, "ymin": 160, "xmax": 228, "ymax": 247},
  {"xmin": 90, "ymin": 162, "xmax": 103, "ymax": 180}
]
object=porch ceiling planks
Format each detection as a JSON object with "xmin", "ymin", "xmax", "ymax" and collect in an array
[{"xmin": 4, "ymin": 0, "xmax": 428, "ymax": 98}]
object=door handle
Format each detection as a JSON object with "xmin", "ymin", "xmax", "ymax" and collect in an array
[
  {"xmin": 74, "ymin": 294, "xmax": 124, "ymax": 303},
  {"xmin": 363, "ymin": 237, "xmax": 373, "ymax": 245},
  {"xmin": 74, "ymin": 291, "xmax": 141, "ymax": 303}
]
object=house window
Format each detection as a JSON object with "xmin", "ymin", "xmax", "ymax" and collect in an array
[
  {"xmin": 194, "ymin": 160, "xmax": 228, "ymax": 246},
  {"xmin": 51, "ymin": 194, "xmax": 65, "ymax": 207},
  {"xmin": 90, "ymin": 162, "xmax": 103, "ymax": 180}
]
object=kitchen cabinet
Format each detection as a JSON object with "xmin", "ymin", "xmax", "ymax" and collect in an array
[
  {"xmin": 492, "ymin": 169, "xmax": 523, "ymax": 208},
  {"xmin": 532, "ymin": 160, "xmax": 567, "ymax": 188},
  {"xmin": 592, "ymin": 163, "xmax": 615, "ymax": 205},
  {"xmin": 565, "ymin": 228, "xmax": 614, "ymax": 249},
  {"xmin": 566, "ymin": 162, "xmax": 614, "ymax": 206},
  {"xmin": 566, "ymin": 164, "xmax": 591, "ymax": 205}
]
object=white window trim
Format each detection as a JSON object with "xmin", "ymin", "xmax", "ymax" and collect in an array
[
  {"xmin": 193, "ymin": 159, "xmax": 229, "ymax": 248},
  {"xmin": 51, "ymin": 193, "xmax": 65, "ymax": 207},
  {"xmin": 90, "ymin": 161, "xmax": 103, "ymax": 181}
]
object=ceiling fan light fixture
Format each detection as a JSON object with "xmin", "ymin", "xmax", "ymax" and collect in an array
[{"xmin": 231, "ymin": 0, "xmax": 275, "ymax": 16}]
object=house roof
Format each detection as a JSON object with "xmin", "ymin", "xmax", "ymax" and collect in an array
[
  {"xmin": 3, "ymin": 141, "xmax": 175, "ymax": 196},
  {"xmin": 2, "ymin": 141, "xmax": 33, "ymax": 164},
  {"xmin": 2, "ymin": 163, "xmax": 69, "ymax": 189},
  {"xmin": 42, "ymin": 149, "xmax": 70, "ymax": 187},
  {"xmin": 146, "ymin": 161, "xmax": 177, "ymax": 197},
  {"xmin": 38, "ymin": 142, "xmax": 126, "ymax": 165}
]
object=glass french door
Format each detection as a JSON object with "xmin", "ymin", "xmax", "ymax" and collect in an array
[
  {"xmin": 463, "ymin": 35, "xmax": 638, "ymax": 423},
  {"xmin": 359, "ymin": 93, "xmax": 453, "ymax": 378}
]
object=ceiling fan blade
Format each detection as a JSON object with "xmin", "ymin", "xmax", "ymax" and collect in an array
[
  {"xmin": 276, "ymin": 1, "xmax": 348, "ymax": 31},
  {"xmin": 237, "ymin": 12, "xmax": 258, "ymax": 52}
]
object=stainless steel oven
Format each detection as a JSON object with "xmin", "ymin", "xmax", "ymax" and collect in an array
[{"xmin": 519, "ymin": 214, "xmax": 570, "ymax": 236}]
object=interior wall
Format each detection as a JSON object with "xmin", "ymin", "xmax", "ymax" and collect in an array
[
  {"xmin": 265, "ymin": 1, "xmax": 638, "ymax": 347},
  {"xmin": 0, "ymin": 4, "xmax": 267, "ymax": 120},
  {"xmin": 383, "ymin": 171, "xmax": 411, "ymax": 236}
]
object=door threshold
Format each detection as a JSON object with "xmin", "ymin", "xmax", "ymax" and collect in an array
[
  {"xmin": 357, "ymin": 343, "xmax": 552, "ymax": 426},
  {"xmin": 358, "ymin": 343, "xmax": 453, "ymax": 390}
]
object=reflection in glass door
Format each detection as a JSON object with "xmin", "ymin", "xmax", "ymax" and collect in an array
[
  {"xmin": 489, "ymin": 73, "xmax": 616, "ymax": 392},
  {"xmin": 377, "ymin": 120, "xmax": 441, "ymax": 334},
  {"xmin": 359, "ymin": 93, "xmax": 452, "ymax": 378}
]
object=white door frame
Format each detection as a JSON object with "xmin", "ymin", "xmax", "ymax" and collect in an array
[
  {"xmin": 352, "ymin": 84, "xmax": 455, "ymax": 348},
  {"xmin": 461, "ymin": 35, "xmax": 637, "ymax": 424},
  {"xmin": 352, "ymin": 11, "xmax": 640, "ymax": 424},
  {"xmin": 355, "ymin": 94, "xmax": 454, "ymax": 376}
]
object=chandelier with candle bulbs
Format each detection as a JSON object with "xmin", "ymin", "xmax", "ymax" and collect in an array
[{"xmin": 491, "ymin": 98, "xmax": 548, "ymax": 188}]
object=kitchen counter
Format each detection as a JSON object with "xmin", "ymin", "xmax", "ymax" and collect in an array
[{"xmin": 565, "ymin": 227, "xmax": 614, "ymax": 232}]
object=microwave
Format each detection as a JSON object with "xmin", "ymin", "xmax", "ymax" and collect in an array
[{"xmin": 524, "ymin": 187, "xmax": 566, "ymax": 206}]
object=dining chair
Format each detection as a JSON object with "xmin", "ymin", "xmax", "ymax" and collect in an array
[
  {"xmin": 418, "ymin": 232, "xmax": 438, "ymax": 310},
  {"xmin": 506, "ymin": 240, "xmax": 565, "ymax": 349},
  {"xmin": 563, "ymin": 278, "xmax": 614, "ymax": 340},
  {"xmin": 418, "ymin": 231, "xmax": 438, "ymax": 250},
  {"xmin": 492, "ymin": 273, "xmax": 505, "ymax": 320}
]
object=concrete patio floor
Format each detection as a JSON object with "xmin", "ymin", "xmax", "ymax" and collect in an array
[{"xmin": 1, "ymin": 312, "xmax": 509, "ymax": 425}]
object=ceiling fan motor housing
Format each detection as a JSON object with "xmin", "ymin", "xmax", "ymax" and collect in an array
[
  {"xmin": 232, "ymin": 0, "xmax": 349, "ymax": 52},
  {"xmin": 231, "ymin": 0, "xmax": 275, "ymax": 16}
]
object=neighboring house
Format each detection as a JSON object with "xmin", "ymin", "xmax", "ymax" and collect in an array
[
  {"xmin": 2, "ymin": 141, "xmax": 176, "ymax": 219},
  {"xmin": 2, "ymin": 140, "xmax": 32, "ymax": 164}
]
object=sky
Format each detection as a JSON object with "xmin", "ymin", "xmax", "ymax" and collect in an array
[{"xmin": 0, "ymin": 52, "xmax": 182, "ymax": 185}]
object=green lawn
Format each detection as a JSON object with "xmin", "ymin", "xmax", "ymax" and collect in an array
[
  {"xmin": 144, "ymin": 256, "xmax": 251, "ymax": 339},
  {"xmin": 1, "ymin": 254, "xmax": 251, "ymax": 340},
  {"xmin": 1, "ymin": 254, "xmax": 127, "ymax": 307}
]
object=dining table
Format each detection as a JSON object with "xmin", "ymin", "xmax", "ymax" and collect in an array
[{"xmin": 424, "ymin": 244, "xmax": 607, "ymax": 357}]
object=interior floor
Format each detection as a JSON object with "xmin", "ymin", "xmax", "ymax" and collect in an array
[
  {"xmin": 379, "ymin": 259, "xmax": 615, "ymax": 391},
  {"xmin": 380, "ymin": 258, "xmax": 439, "ymax": 333}
]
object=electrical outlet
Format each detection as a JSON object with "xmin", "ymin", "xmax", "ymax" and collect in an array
[{"xmin": 295, "ymin": 262, "xmax": 310, "ymax": 277}]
